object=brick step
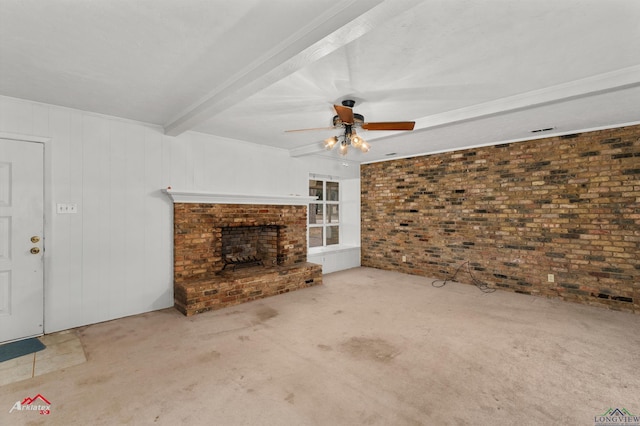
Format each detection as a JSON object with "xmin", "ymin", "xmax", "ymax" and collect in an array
[{"xmin": 174, "ymin": 262, "xmax": 322, "ymax": 316}]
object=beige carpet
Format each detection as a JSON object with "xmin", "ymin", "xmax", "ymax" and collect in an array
[{"xmin": 1, "ymin": 267, "xmax": 638, "ymax": 425}]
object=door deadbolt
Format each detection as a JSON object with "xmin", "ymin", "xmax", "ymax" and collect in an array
[
  {"xmin": 30, "ymin": 247, "xmax": 40, "ymax": 254},
  {"xmin": 31, "ymin": 236, "xmax": 40, "ymax": 243}
]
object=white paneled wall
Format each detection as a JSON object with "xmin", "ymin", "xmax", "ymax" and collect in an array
[
  {"xmin": 0, "ymin": 96, "xmax": 173, "ymax": 332},
  {"xmin": 341, "ymin": 178, "xmax": 361, "ymax": 246},
  {"xmin": 0, "ymin": 95, "xmax": 360, "ymax": 333},
  {"xmin": 307, "ymin": 247, "xmax": 361, "ymax": 274},
  {"xmin": 165, "ymin": 131, "xmax": 309, "ymax": 195}
]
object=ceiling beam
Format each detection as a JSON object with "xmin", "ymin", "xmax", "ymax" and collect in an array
[
  {"xmin": 290, "ymin": 142, "xmax": 329, "ymax": 158},
  {"xmin": 164, "ymin": 0, "xmax": 424, "ymax": 137},
  {"xmin": 413, "ymin": 64, "xmax": 640, "ymax": 131},
  {"xmin": 289, "ymin": 65, "xmax": 640, "ymax": 157}
]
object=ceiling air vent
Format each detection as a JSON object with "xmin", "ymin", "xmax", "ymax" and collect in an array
[{"xmin": 530, "ymin": 127, "xmax": 555, "ymax": 133}]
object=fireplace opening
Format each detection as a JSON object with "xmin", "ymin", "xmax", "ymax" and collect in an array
[{"xmin": 221, "ymin": 225, "xmax": 283, "ymax": 271}]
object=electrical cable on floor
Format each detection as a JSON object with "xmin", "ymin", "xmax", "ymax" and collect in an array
[{"xmin": 432, "ymin": 261, "xmax": 496, "ymax": 293}]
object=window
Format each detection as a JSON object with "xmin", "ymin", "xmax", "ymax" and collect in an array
[{"xmin": 308, "ymin": 178, "xmax": 339, "ymax": 248}]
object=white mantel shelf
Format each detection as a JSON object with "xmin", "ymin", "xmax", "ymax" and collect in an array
[{"xmin": 162, "ymin": 189, "xmax": 317, "ymax": 205}]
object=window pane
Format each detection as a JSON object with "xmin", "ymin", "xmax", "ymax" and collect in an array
[
  {"xmin": 327, "ymin": 204, "xmax": 339, "ymax": 223},
  {"xmin": 326, "ymin": 226, "xmax": 339, "ymax": 245},
  {"xmin": 309, "ymin": 227, "xmax": 323, "ymax": 248},
  {"xmin": 309, "ymin": 180, "xmax": 323, "ymax": 200},
  {"xmin": 327, "ymin": 181, "xmax": 339, "ymax": 201},
  {"xmin": 309, "ymin": 204, "xmax": 324, "ymax": 224}
]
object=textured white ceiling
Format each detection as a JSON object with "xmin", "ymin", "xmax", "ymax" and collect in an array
[{"xmin": 1, "ymin": 0, "xmax": 639, "ymax": 163}]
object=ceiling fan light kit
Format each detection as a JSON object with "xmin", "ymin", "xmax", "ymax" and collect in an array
[
  {"xmin": 325, "ymin": 123, "xmax": 371, "ymax": 156},
  {"xmin": 296, "ymin": 99, "xmax": 415, "ymax": 157}
]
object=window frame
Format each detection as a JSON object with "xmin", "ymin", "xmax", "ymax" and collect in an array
[{"xmin": 308, "ymin": 177, "xmax": 341, "ymax": 249}]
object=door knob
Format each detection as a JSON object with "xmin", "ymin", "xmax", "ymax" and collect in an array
[
  {"xmin": 31, "ymin": 236, "xmax": 40, "ymax": 243},
  {"xmin": 30, "ymin": 247, "xmax": 40, "ymax": 254}
]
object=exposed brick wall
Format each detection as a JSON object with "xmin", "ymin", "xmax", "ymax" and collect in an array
[{"xmin": 361, "ymin": 125, "xmax": 640, "ymax": 313}]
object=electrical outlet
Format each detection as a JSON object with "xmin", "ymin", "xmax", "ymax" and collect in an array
[
  {"xmin": 548, "ymin": 274, "xmax": 555, "ymax": 283},
  {"xmin": 402, "ymin": 255, "xmax": 407, "ymax": 262}
]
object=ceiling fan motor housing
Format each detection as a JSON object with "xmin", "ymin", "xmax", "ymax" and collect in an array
[
  {"xmin": 287, "ymin": 97, "xmax": 414, "ymax": 134},
  {"xmin": 333, "ymin": 112, "xmax": 364, "ymax": 127}
]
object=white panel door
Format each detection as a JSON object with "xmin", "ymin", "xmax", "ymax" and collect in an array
[{"xmin": 0, "ymin": 138, "xmax": 44, "ymax": 343}]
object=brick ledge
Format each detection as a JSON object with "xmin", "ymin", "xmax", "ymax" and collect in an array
[{"xmin": 174, "ymin": 263, "xmax": 322, "ymax": 316}]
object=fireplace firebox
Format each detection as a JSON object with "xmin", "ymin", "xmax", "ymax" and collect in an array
[{"xmin": 221, "ymin": 225, "xmax": 283, "ymax": 270}]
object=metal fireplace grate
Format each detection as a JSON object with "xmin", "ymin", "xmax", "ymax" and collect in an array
[{"xmin": 223, "ymin": 256, "xmax": 264, "ymax": 271}]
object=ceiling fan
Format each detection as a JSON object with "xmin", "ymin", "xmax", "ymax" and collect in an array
[{"xmin": 286, "ymin": 99, "xmax": 415, "ymax": 155}]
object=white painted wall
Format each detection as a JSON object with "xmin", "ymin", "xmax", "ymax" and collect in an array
[
  {"xmin": 0, "ymin": 95, "xmax": 360, "ymax": 333},
  {"xmin": 341, "ymin": 178, "xmax": 361, "ymax": 246}
]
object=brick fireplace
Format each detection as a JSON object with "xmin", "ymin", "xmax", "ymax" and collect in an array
[{"xmin": 168, "ymin": 192, "xmax": 322, "ymax": 316}]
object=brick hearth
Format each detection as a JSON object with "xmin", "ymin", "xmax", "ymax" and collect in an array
[{"xmin": 173, "ymin": 202, "xmax": 322, "ymax": 316}]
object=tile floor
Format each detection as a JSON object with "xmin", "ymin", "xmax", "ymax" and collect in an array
[{"xmin": 0, "ymin": 330, "xmax": 86, "ymax": 387}]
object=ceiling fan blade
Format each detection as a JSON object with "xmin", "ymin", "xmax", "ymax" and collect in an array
[
  {"xmin": 362, "ymin": 121, "xmax": 415, "ymax": 131},
  {"xmin": 285, "ymin": 126, "xmax": 336, "ymax": 133},
  {"xmin": 334, "ymin": 105, "xmax": 354, "ymax": 124}
]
